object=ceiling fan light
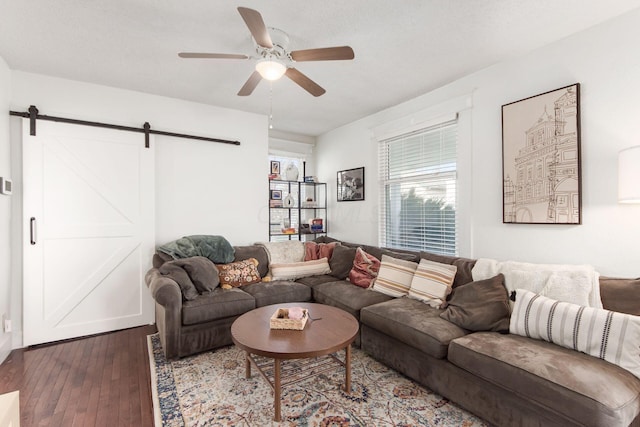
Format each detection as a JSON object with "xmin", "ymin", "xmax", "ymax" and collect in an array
[{"xmin": 255, "ymin": 59, "xmax": 286, "ymax": 81}]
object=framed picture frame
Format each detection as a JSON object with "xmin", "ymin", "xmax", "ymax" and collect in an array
[
  {"xmin": 270, "ymin": 190, "xmax": 282, "ymax": 200},
  {"xmin": 270, "ymin": 161, "xmax": 280, "ymax": 175},
  {"xmin": 337, "ymin": 167, "xmax": 365, "ymax": 202},
  {"xmin": 502, "ymin": 83, "xmax": 581, "ymax": 224}
]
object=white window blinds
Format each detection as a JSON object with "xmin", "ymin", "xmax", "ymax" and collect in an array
[{"xmin": 378, "ymin": 119, "xmax": 458, "ymax": 255}]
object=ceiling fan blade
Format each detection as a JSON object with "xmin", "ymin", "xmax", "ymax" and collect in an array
[
  {"xmin": 237, "ymin": 71, "xmax": 262, "ymax": 96},
  {"xmin": 290, "ymin": 46, "xmax": 355, "ymax": 62},
  {"xmin": 285, "ymin": 68, "xmax": 326, "ymax": 97},
  {"xmin": 178, "ymin": 52, "xmax": 249, "ymax": 59},
  {"xmin": 237, "ymin": 7, "xmax": 273, "ymax": 49}
]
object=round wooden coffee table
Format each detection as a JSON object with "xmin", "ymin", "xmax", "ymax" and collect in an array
[{"xmin": 231, "ymin": 302, "xmax": 359, "ymax": 422}]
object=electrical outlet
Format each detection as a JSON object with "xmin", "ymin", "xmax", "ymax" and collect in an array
[{"xmin": 2, "ymin": 314, "xmax": 10, "ymax": 333}]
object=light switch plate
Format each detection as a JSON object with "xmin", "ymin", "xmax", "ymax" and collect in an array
[{"xmin": 0, "ymin": 177, "xmax": 12, "ymax": 195}]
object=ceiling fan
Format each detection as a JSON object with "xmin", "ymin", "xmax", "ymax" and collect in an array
[{"xmin": 178, "ymin": 7, "xmax": 355, "ymax": 97}]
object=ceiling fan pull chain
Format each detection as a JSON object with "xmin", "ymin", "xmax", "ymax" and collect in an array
[{"xmin": 269, "ymin": 81, "xmax": 274, "ymax": 129}]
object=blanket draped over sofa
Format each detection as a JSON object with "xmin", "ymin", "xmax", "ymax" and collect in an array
[
  {"xmin": 158, "ymin": 235, "xmax": 235, "ymax": 263},
  {"xmin": 472, "ymin": 258, "xmax": 602, "ymax": 308}
]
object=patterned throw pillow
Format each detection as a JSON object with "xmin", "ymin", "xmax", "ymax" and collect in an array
[
  {"xmin": 408, "ymin": 258, "xmax": 457, "ymax": 308},
  {"xmin": 510, "ymin": 289, "xmax": 640, "ymax": 380},
  {"xmin": 218, "ymin": 258, "xmax": 261, "ymax": 289},
  {"xmin": 372, "ymin": 255, "xmax": 418, "ymax": 297},
  {"xmin": 270, "ymin": 258, "xmax": 332, "ymax": 281},
  {"xmin": 349, "ymin": 247, "xmax": 381, "ymax": 288}
]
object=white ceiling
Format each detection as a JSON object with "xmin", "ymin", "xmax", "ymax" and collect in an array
[{"xmin": 2, "ymin": 1, "xmax": 640, "ymax": 137}]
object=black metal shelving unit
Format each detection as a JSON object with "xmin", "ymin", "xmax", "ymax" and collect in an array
[{"xmin": 268, "ymin": 180, "xmax": 327, "ymax": 241}]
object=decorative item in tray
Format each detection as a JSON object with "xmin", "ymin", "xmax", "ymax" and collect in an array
[{"xmin": 270, "ymin": 307, "xmax": 309, "ymax": 330}]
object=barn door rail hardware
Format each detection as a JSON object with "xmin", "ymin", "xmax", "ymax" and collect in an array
[{"xmin": 9, "ymin": 105, "xmax": 241, "ymax": 148}]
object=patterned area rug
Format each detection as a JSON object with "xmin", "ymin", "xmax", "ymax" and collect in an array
[{"xmin": 148, "ymin": 334, "xmax": 488, "ymax": 426}]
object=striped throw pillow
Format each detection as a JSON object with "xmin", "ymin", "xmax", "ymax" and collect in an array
[
  {"xmin": 372, "ymin": 255, "xmax": 419, "ymax": 297},
  {"xmin": 270, "ymin": 257, "xmax": 331, "ymax": 281},
  {"xmin": 408, "ymin": 259, "xmax": 457, "ymax": 308},
  {"xmin": 510, "ymin": 289, "xmax": 640, "ymax": 379}
]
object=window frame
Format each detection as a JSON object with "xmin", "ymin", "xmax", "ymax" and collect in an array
[{"xmin": 378, "ymin": 118, "xmax": 459, "ymax": 256}]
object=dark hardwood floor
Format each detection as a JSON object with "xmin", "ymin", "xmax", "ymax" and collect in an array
[{"xmin": 0, "ymin": 325, "xmax": 157, "ymax": 427}]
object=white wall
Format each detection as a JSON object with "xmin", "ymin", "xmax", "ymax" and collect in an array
[
  {"xmin": 317, "ymin": 8, "xmax": 640, "ymax": 278},
  {"xmin": 9, "ymin": 72, "xmax": 268, "ymax": 347},
  {"xmin": 0, "ymin": 56, "xmax": 12, "ymax": 363}
]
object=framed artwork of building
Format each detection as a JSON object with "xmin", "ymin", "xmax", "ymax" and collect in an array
[{"xmin": 502, "ymin": 84, "xmax": 581, "ymax": 224}]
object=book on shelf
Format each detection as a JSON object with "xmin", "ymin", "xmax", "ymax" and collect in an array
[{"xmin": 310, "ymin": 218, "xmax": 323, "ymax": 232}]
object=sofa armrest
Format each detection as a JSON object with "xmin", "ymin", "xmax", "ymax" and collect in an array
[
  {"xmin": 145, "ymin": 268, "xmax": 182, "ymax": 359},
  {"xmin": 145, "ymin": 268, "xmax": 182, "ymax": 306}
]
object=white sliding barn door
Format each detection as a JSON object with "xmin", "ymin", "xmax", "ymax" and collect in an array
[{"xmin": 23, "ymin": 119, "xmax": 155, "ymax": 346}]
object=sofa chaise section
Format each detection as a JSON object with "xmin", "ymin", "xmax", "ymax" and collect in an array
[{"xmin": 449, "ymin": 332, "xmax": 640, "ymax": 427}]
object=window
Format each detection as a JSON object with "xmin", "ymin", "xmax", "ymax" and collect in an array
[{"xmin": 378, "ymin": 119, "xmax": 458, "ymax": 255}]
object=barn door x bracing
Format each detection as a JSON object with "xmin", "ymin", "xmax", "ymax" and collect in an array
[{"xmin": 23, "ymin": 119, "xmax": 155, "ymax": 346}]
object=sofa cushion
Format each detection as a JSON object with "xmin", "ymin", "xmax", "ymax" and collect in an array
[
  {"xmin": 408, "ymin": 258, "xmax": 457, "ymax": 308},
  {"xmin": 171, "ymin": 256, "xmax": 220, "ymax": 294},
  {"xmin": 294, "ymin": 274, "xmax": 337, "ymax": 288},
  {"xmin": 440, "ymin": 273, "xmax": 510, "ymax": 332},
  {"xmin": 270, "ymin": 258, "xmax": 331, "ymax": 281},
  {"xmin": 362, "ymin": 245, "xmax": 420, "ymax": 263},
  {"xmin": 304, "ymin": 241, "xmax": 338, "ymax": 261},
  {"xmin": 420, "ymin": 251, "xmax": 476, "ymax": 288},
  {"xmin": 349, "ymin": 247, "xmax": 381, "ymax": 288},
  {"xmin": 158, "ymin": 262, "xmax": 200, "ymax": 301},
  {"xmin": 329, "ymin": 245, "xmax": 357, "ymax": 280},
  {"xmin": 153, "ymin": 250, "xmax": 173, "ymax": 268},
  {"xmin": 218, "ymin": 258, "xmax": 261, "ymax": 288},
  {"xmin": 257, "ymin": 241, "xmax": 305, "ymax": 265},
  {"xmin": 360, "ymin": 297, "xmax": 468, "ymax": 359},
  {"xmin": 241, "ymin": 280, "xmax": 312, "ymax": 307},
  {"xmin": 371, "ymin": 255, "xmax": 418, "ymax": 297},
  {"xmin": 182, "ymin": 288, "xmax": 255, "ymax": 325},
  {"xmin": 234, "ymin": 245, "xmax": 269, "ymax": 278},
  {"xmin": 600, "ymin": 276, "xmax": 640, "ymax": 315},
  {"xmin": 510, "ymin": 289, "xmax": 640, "ymax": 379},
  {"xmin": 313, "ymin": 281, "xmax": 392, "ymax": 320},
  {"xmin": 448, "ymin": 332, "xmax": 640, "ymax": 427},
  {"xmin": 315, "ymin": 235, "xmax": 359, "ymax": 249}
]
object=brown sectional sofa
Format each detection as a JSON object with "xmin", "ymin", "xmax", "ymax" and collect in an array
[{"xmin": 145, "ymin": 237, "xmax": 640, "ymax": 426}]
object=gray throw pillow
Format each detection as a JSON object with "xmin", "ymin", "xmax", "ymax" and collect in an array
[
  {"xmin": 158, "ymin": 262, "xmax": 200, "ymax": 301},
  {"xmin": 439, "ymin": 273, "xmax": 510, "ymax": 333},
  {"xmin": 153, "ymin": 250, "xmax": 173, "ymax": 268},
  {"xmin": 329, "ymin": 245, "xmax": 358, "ymax": 280},
  {"xmin": 172, "ymin": 256, "xmax": 220, "ymax": 293}
]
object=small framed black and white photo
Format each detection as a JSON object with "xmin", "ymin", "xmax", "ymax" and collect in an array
[
  {"xmin": 337, "ymin": 167, "xmax": 365, "ymax": 202},
  {"xmin": 270, "ymin": 161, "xmax": 281, "ymax": 175}
]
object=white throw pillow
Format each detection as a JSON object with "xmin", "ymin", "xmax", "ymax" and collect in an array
[
  {"xmin": 371, "ymin": 255, "xmax": 418, "ymax": 297},
  {"xmin": 270, "ymin": 258, "xmax": 331, "ymax": 281},
  {"xmin": 408, "ymin": 258, "xmax": 457, "ymax": 308},
  {"xmin": 510, "ymin": 289, "xmax": 640, "ymax": 380}
]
